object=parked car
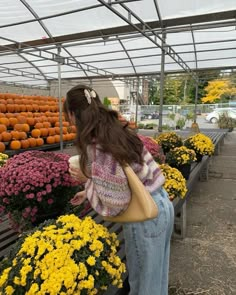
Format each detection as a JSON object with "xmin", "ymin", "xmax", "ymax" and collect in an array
[
  {"xmin": 206, "ymin": 108, "xmax": 236, "ymax": 123},
  {"xmin": 121, "ymin": 112, "xmax": 134, "ymax": 121},
  {"xmin": 140, "ymin": 112, "xmax": 159, "ymax": 120}
]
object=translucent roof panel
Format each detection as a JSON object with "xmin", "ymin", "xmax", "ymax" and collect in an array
[
  {"xmin": 158, "ymin": 0, "xmax": 236, "ymax": 19},
  {"xmin": 198, "ymin": 58, "xmax": 236, "ymax": 69},
  {"xmin": 194, "ymin": 27, "xmax": 236, "ymax": 43},
  {"xmin": 86, "ymin": 59, "xmax": 134, "ymax": 70},
  {"xmin": 197, "ymin": 49, "xmax": 236, "ymax": 60},
  {"xmin": 0, "ymin": 24, "xmax": 47, "ymax": 45},
  {"xmin": 43, "ymin": 8, "xmax": 126, "ymax": 37},
  {"xmin": 26, "ymin": 0, "xmax": 98, "ymax": 17},
  {"xmin": 0, "ymin": 0, "xmax": 33, "ymax": 26},
  {"xmin": 0, "ymin": 0, "xmax": 235, "ymax": 84},
  {"xmin": 65, "ymin": 41, "xmax": 124, "ymax": 58},
  {"xmin": 128, "ymin": 47, "xmax": 161, "ymax": 58},
  {"xmin": 132, "ymin": 56, "xmax": 162, "ymax": 67},
  {"xmin": 197, "ymin": 40, "xmax": 236, "ymax": 51}
]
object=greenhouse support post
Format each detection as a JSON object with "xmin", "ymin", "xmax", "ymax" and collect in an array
[
  {"xmin": 57, "ymin": 46, "xmax": 63, "ymax": 152},
  {"xmin": 158, "ymin": 32, "xmax": 166, "ymax": 132},
  {"xmin": 135, "ymin": 78, "xmax": 140, "ymax": 125},
  {"xmin": 194, "ymin": 76, "xmax": 199, "ymax": 123}
]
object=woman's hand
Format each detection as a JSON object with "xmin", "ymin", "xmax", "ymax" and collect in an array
[
  {"xmin": 70, "ymin": 191, "xmax": 87, "ymax": 206},
  {"xmin": 69, "ymin": 167, "xmax": 88, "ymax": 183}
]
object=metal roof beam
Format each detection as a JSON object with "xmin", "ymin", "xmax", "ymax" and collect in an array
[
  {"xmin": 0, "ymin": 0, "xmax": 139, "ymax": 29},
  {"xmin": 0, "ymin": 65, "xmax": 46, "ymax": 81},
  {"xmin": 57, "ymin": 66, "xmax": 236, "ymax": 80},
  {"xmin": 0, "ymin": 10, "xmax": 235, "ymax": 51},
  {"xmin": 117, "ymin": 37, "xmax": 137, "ymax": 74},
  {"xmin": 98, "ymin": 0, "xmax": 195, "ymax": 77},
  {"xmin": 0, "ymin": 36, "xmax": 126, "ymax": 83}
]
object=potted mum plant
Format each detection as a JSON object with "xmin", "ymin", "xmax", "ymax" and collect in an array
[
  {"xmin": 0, "ymin": 152, "xmax": 8, "ymax": 167},
  {"xmin": 0, "ymin": 214, "xmax": 126, "ymax": 294},
  {"xmin": 0, "ymin": 151, "xmax": 81, "ymax": 232},
  {"xmin": 138, "ymin": 134, "xmax": 165, "ymax": 164},
  {"xmin": 160, "ymin": 164, "xmax": 187, "ymax": 201},
  {"xmin": 156, "ymin": 132, "xmax": 183, "ymax": 154},
  {"xmin": 184, "ymin": 133, "xmax": 215, "ymax": 162},
  {"xmin": 165, "ymin": 146, "xmax": 196, "ymax": 179}
]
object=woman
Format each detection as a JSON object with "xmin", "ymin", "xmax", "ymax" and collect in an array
[{"xmin": 64, "ymin": 85, "xmax": 174, "ymax": 295}]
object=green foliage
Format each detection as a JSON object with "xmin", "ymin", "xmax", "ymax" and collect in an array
[
  {"xmin": 218, "ymin": 113, "xmax": 236, "ymax": 130},
  {"xmin": 162, "ymin": 124, "xmax": 173, "ymax": 131},
  {"xmin": 176, "ymin": 118, "xmax": 186, "ymax": 130},
  {"xmin": 149, "ymin": 71, "xmax": 221, "ymax": 105},
  {"xmin": 137, "ymin": 123, "xmax": 145, "ymax": 129},
  {"xmin": 145, "ymin": 123, "xmax": 158, "ymax": 129},
  {"xmin": 186, "ymin": 112, "xmax": 194, "ymax": 120},
  {"xmin": 103, "ymin": 97, "xmax": 111, "ymax": 107},
  {"xmin": 167, "ymin": 113, "xmax": 176, "ymax": 121}
]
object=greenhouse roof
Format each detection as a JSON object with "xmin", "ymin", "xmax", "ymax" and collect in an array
[{"xmin": 0, "ymin": 0, "xmax": 236, "ymax": 87}]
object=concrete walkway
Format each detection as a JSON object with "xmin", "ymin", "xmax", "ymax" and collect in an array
[{"xmin": 169, "ymin": 132, "xmax": 236, "ymax": 295}]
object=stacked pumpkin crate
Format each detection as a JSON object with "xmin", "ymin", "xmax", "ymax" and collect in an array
[{"xmin": 0, "ymin": 93, "xmax": 76, "ymax": 153}]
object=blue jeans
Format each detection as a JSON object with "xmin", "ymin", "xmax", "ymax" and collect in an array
[{"xmin": 123, "ymin": 187, "xmax": 174, "ymax": 295}]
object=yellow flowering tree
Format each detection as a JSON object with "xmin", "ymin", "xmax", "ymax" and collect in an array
[
  {"xmin": 201, "ymin": 79, "xmax": 236, "ymax": 104},
  {"xmin": 0, "ymin": 214, "xmax": 126, "ymax": 295},
  {"xmin": 160, "ymin": 164, "xmax": 187, "ymax": 200}
]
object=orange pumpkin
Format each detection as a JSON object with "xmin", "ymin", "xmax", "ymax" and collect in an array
[
  {"xmin": 22, "ymin": 123, "xmax": 30, "ymax": 132},
  {"xmin": 46, "ymin": 136, "xmax": 55, "ymax": 144},
  {"xmin": 28, "ymin": 137, "xmax": 37, "ymax": 147},
  {"xmin": 34, "ymin": 122, "xmax": 43, "ymax": 129},
  {"xmin": 9, "ymin": 117, "xmax": 18, "ymax": 127},
  {"xmin": 36, "ymin": 138, "xmax": 44, "ymax": 146},
  {"xmin": 5, "ymin": 113, "xmax": 14, "ymax": 119},
  {"xmin": 0, "ymin": 118, "xmax": 9, "ymax": 127},
  {"xmin": 14, "ymin": 124, "xmax": 24, "ymax": 132},
  {"xmin": 54, "ymin": 127, "xmax": 60, "ymax": 135},
  {"xmin": 21, "ymin": 139, "xmax": 30, "ymax": 149},
  {"xmin": 26, "ymin": 117, "xmax": 35, "ymax": 126},
  {"xmin": 48, "ymin": 128, "xmax": 56, "ymax": 136},
  {"xmin": 0, "ymin": 124, "xmax": 7, "ymax": 133},
  {"xmin": 31, "ymin": 129, "xmax": 41, "ymax": 138},
  {"xmin": 19, "ymin": 132, "xmax": 27, "ymax": 140},
  {"xmin": 0, "ymin": 104, "xmax": 7, "ymax": 113},
  {"xmin": 40, "ymin": 128, "xmax": 48, "ymax": 137},
  {"xmin": 62, "ymin": 127, "xmax": 67, "ymax": 134},
  {"xmin": 54, "ymin": 135, "xmax": 60, "ymax": 143},
  {"xmin": 0, "ymin": 142, "xmax": 5, "ymax": 152},
  {"xmin": 11, "ymin": 131, "xmax": 21, "ymax": 140},
  {"xmin": 6, "ymin": 104, "xmax": 15, "ymax": 113},
  {"xmin": 17, "ymin": 115, "xmax": 27, "ymax": 124},
  {"xmin": 1, "ymin": 131, "xmax": 12, "ymax": 142},
  {"xmin": 10, "ymin": 140, "xmax": 21, "ymax": 150},
  {"xmin": 42, "ymin": 122, "xmax": 51, "ymax": 128}
]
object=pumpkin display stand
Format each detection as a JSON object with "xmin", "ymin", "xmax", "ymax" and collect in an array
[{"xmin": 0, "ymin": 93, "xmax": 77, "ymax": 154}]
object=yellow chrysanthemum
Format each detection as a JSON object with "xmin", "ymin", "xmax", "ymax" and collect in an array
[{"xmin": 0, "ymin": 214, "xmax": 126, "ymax": 294}]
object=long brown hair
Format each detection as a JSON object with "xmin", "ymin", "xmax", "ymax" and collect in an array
[{"xmin": 64, "ymin": 84, "xmax": 143, "ymax": 176}]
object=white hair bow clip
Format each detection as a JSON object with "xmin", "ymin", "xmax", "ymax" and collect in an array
[{"xmin": 84, "ymin": 89, "xmax": 96, "ymax": 104}]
